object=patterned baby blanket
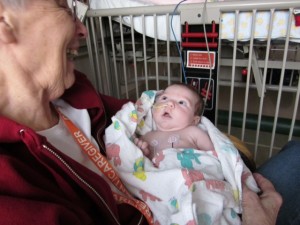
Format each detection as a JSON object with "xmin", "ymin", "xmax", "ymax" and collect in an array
[{"xmin": 105, "ymin": 90, "xmax": 259, "ymax": 225}]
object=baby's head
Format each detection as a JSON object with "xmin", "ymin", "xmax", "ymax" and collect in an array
[{"xmin": 152, "ymin": 83, "xmax": 204, "ymax": 131}]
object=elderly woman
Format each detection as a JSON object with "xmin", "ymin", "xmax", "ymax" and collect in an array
[
  {"xmin": 0, "ymin": 0, "xmax": 146, "ymax": 224},
  {"xmin": 0, "ymin": 0, "xmax": 294, "ymax": 224}
]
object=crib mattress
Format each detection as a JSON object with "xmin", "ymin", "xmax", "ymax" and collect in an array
[
  {"xmin": 90, "ymin": 0, "xmax": 300, "ymax": 42},
  {"xmin": 221, "ymin": 10, "xmax": 300, "ymax": 42}
]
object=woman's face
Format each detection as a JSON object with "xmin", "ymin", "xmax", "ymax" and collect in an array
[{"xmin": 15, "ymin": 0, "xmax": 87, "ymax": 100}]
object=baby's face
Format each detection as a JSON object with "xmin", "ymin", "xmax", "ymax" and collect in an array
[{"xmin": 152, "ymin": 85, "xmax": 199, "ymax": 131}]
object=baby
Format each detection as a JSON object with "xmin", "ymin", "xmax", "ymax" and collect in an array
[
  {"xmin": 105, "ymin": 84, "xmax": 259, "ymax": 225},
  {"xmin": 134, "ymin": 83, "xmax": 215, "ymax": 159}
]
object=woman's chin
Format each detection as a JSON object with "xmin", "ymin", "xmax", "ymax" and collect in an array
[
  {"xmin": 64, "ymin": 64, "xmax": 76, "ymax": 89},
  {"xmin": 66, "ymin": 73, "xmax": 76, "ymax": 89},
  {"xmin": 67, "ymin": 59, "xmax": 75, "ymax": 70}
]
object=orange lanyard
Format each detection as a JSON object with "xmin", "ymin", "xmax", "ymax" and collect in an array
[{"xmin": 57, "ymin": 109, "xmax": 154, "ymax": 225}]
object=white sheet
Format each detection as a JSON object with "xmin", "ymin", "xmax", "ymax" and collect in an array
[{"xmin": 90, "ymin": 0, "xmax": 300, "ymax": 42}]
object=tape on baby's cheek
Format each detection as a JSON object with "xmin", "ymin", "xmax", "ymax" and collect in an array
[{"xmin": 152, "ymin": 103, "xmax": 168, "ymax": 111}]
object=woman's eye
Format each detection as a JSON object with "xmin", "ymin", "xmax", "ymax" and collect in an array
[
  {"xmin": 58, "ymin": 0, "xmax": 68, "ymax": 8},
  {"xmin": 58, "ymin": 1, "xmax": 73, "ymax": 16},
  {"xmin": 66, "ymin": 8, "xmax": 73, "ymax": 16}
]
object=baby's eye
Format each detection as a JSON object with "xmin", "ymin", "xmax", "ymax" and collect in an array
[
  {"xmin": 160, "ymin": 96, "xmax": 167, "ymax": 101},
  {"xmin": 178, "ymin": 100, "xmax": 187, "ymax": 106}
]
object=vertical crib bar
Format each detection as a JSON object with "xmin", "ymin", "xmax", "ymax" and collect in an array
[
  {"xmin": 166, "ymin": 13, "xmax": 171, "ymax": 86},
  {"xmin": 97, "ymin": 17, "xmax": 109, "ymax": 93},
  {"xmin": 119, "ymin": 16, "xmax": 129, "ymax": 99},
  {"xmin": 85, "ymin": 17, "xmax": 99, "ymax": 90},
  {"xmin": 287, "ymin": 8, "xmax": 300, "ymax": 140},
  {"xmin": 269, "ymin": 8, "xmax": 293, "ymax": 158},
  {"xmin": 98, "ymin": 17, "xmax": 110, "ymax": 94},
  {"xmin": 227, "ymin": 10, "xmax": 240, "ymax": 135},
  {"xmin": 268, "ymin": 70, "xmax": 272, "ymax": 85},
  {"xmin": 108, "ymin": 16, "xmax": 120, "ymax": 98},
  {"xmin": 215, "ymin": 15, "xmax": 223, "ymax": 126},
  {"xmin": 100, "ymin": 17, "xmax": 112, "ymax": 95},
  {"xmin": 254, "ymin": 9, "xmax": 274, "ymax": 161},
  {"xmin": 130, "ymin": 15, "xmax": 139, "ymax": 99},
  {"xmin": 289, "ymin": 70, "xmax": 294, "ymax": 87},
  {"xmin": 154, "ymin": 14, "xmax": 159, "ymax": 90},
  {"xmin": 289, "ymin": 73, "xmax": 300, "ymax": 139},
  {"xmin": 142, "ymin": 15, "xmax": 149, "ymax": 92},
  {"xmin": 241, "ymin": 10, "xmax": 256, "ymax": 142}
]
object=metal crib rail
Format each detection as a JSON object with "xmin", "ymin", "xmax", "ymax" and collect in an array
[{"xmin": 84, "ymin": 0, "xmax": 300, "ymax": 165}]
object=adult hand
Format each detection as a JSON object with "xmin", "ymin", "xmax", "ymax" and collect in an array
[{"xmin": 242, "ymin": 173, "xmax": 282, "ymax": 225}]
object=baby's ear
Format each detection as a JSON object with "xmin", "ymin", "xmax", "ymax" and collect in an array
[{"xmin": 193, "ymin": 116, "xmax": 201, "ymax": 125}]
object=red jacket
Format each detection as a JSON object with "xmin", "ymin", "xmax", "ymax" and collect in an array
[{"xmin": 0, "ymin": 71, "xmax": 148, "ymax": 225}]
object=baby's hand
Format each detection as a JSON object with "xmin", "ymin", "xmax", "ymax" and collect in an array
[{"xmin": 134, "ymin": 137, "xmax": 150, "ymax": 156}]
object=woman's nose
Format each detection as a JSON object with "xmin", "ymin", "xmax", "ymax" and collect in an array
[{"xmin": 76, "ymin": 19, "xmax": 88, "ymax": 39}]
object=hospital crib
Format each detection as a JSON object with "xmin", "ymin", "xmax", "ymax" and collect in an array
[{"xmin": 79, "ymin": 0, "xmax": 300, "ymax": 166}]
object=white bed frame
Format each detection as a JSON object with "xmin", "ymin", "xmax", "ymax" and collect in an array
[{"xmin": 82, "ymin": 0, "xmax": 300, "ymax": 166}]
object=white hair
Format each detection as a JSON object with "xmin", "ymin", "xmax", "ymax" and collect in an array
[{"xmin": 0, "ymin": 0, "xmax": 26, "ymax": 8}]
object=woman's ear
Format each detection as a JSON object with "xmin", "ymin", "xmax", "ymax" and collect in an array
[
  {"xmin": 193, "ymin": 115, "xmax": 201, "ymax": 125},
  {"xmin": 0, "ymin": 4, "xmax": 16, "ymax": 43}
]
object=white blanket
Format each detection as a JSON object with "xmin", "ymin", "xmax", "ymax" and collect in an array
[{"xmin": 105, "ymin": 90, "xmax": 259, "ymax": 225}]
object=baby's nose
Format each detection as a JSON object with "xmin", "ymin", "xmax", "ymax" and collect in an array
[{"xmin": 167, "ymin": 100, "xmax": 175, "ymax": 108}]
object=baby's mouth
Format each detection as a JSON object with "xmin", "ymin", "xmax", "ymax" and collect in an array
[
  {"xmin": 67, "ymin": 49, "xmax": 78, "ymax": 61},
  {"xmin": 163, "ymin": 112, "xmax": 171, "ymax": 118}
]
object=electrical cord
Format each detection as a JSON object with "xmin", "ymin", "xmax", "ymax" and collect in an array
[
  {"xmin": 201, "ymin": 0, "xmax": 213, "ymax": 115},
  {"xmin": 171, "ymin": 0, "xmax": 188, "ymax": 84},
  {"xmin": 171, "ymin": 0, "xmax": 213, "ymax": 116}
]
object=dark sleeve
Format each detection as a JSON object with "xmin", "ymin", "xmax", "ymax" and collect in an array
[{"xmin": 99, "ymin": 94, "xmax": 132, "ymax": 119}]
